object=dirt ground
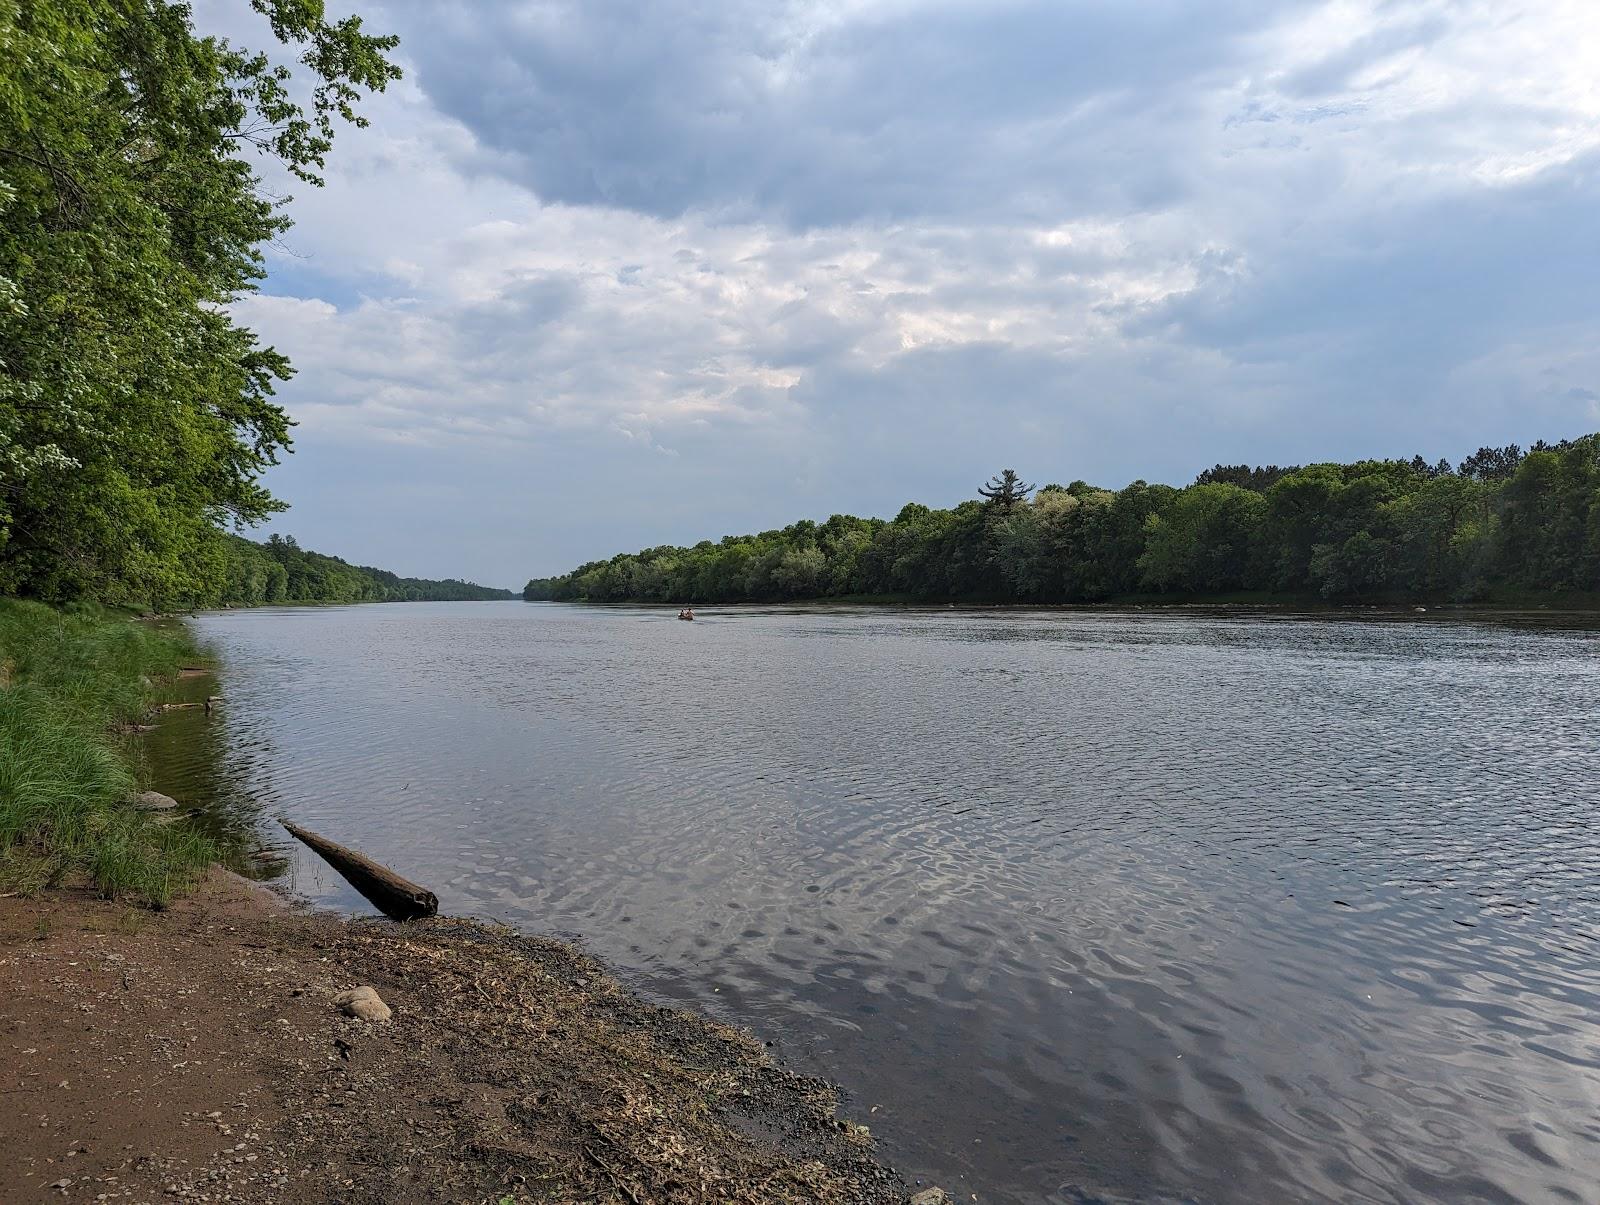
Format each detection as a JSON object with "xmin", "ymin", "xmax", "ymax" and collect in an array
[{"xmin": 0, "ymin": 871, "xmax": 910, "ymax": 1204}]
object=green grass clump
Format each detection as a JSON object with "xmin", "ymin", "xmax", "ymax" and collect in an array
[{"xmin": 0, "ymin": 600, "xmax": 216, "ymax": 905}]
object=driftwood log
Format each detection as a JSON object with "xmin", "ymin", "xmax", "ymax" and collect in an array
[{"xmin": 280, "ymin": 821, "xmax": 439, "ymax": 921}]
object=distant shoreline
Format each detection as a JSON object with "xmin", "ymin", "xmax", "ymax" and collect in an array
[
  {"xmin": 152, "ymin": 596, "xmax": 519, "ymax": 617},
  {"xmin": 521, "ymin": 591, "xmax": 1600, "ymax": 616}
]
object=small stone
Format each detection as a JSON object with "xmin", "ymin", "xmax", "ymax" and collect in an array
[
  {"xmin": 132, "ymin": 791, "xmax": 179, "ymax": 811},
  {"xmin": 910, "ymin": 1190, "xmax": 953, "ymax": 1205},
  {"xmin": 331, "ymin": 987, "xmax": 391, "ymax": 1023}
]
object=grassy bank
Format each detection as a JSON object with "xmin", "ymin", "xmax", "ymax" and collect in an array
[{"xmin": 0, "ymin": 600, "xmax": 214, "ymax": 904}]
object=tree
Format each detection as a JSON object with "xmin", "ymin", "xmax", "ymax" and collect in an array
[
  {"xmin": 532, "ymin": 433, "xmax": 1600, "ymax": 607},
  {"xmin": 1309, "ymin": 530, "xmax": 1393, "ymax": 598},
  {"xmin": 978, "ymin": 469, "xmax": 1035, "ymax": 511},
  {"xmin": 1458, "ymin": 444, "xmax": 1524, "ymax": 482},
  {"xmin": 1384, "ymin": 475, "xmax": 1489, "ymax": 593},
  {"xmin": 1493, "ymin": 437, "xmax": 1600, "ymax": 591},
  {"xmin": 1406, "ymin": 454, "xmax": 1454, "ymax": 479},
  {"xmin": 1194, "ymin": 463, "xmax": 1297, "ymax": 492},
  {"xmin": 1138, "ymin": 483, "xmax": 1267, "ymax": 594},
  {"xmin": 0, "ymin": 0, "xmax": 400, "ymax": 605},
  {"xmin": 1264, "ymin": 465, "xmax": 1345, "ymax": 589}
]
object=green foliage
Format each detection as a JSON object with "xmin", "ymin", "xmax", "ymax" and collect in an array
[
  {"xmin": 0, "ymin": 600, "xmax": 214, "ymax": 904},
  {"xmin": 215, "ymin": 532, "xmax": 514, "ymax": 605},
  {"xmin": 1194, "ymin": 463, "xmax": 1297, "ymax": 492},
  {"xmin": 536, "ymin": 437, "xmax": 1600, "ymax": 605},
  {"xmin": 978, "ymin": 468, "xmax": 1035, "ymax": 511},
  {"xmin": 0, "ymin": 0, "xmax": 398, "ymax": 607},
  {"xmin": 1139, "ymin": 483, "xmax": 1267, "ymax": 593}
]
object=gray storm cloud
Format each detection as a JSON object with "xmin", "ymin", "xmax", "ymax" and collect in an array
[{"xmin": 201, "ymin": 0, "xmax": 1600, "ymax": 584}]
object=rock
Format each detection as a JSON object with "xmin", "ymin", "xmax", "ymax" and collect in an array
[
  {"xmin": 332, "ymin": 986, "xmax": 392, "ymax": 1022},
  {"xmin": 910, "ymin": 1191, "xmax": 952, "ymax": 1205},
  {"xmin": 132, "ymin": 790, "xmax": 179, "ymax": 811}
]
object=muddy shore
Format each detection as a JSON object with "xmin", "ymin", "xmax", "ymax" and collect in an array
[{"xmin": 0, "ymin": 870, "xmax": 922, "ymax": 1204}]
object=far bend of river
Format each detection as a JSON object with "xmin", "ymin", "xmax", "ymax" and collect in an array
[{"xmin": 160, "ymin": 602, "xmax": 1600, "ymax": 1204}]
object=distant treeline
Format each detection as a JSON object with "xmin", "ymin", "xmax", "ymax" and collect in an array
[
  {"xmin": 526, "ymin": 436, "xmax": 1600, "ymax": 605},
  {"xmin": 219, "ymin": 535, "xmax": 513, "ymax": 607},
  {"xmin": 4, "ymin": 526, "xmax": 511, "ymax": 612}
]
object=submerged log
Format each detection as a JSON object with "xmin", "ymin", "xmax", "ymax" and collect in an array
[{"xmin": 280, "ymin": 821, "xmax": 439, "ymax": 921}]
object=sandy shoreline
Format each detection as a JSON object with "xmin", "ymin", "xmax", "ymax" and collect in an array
[{"xmin": 0, "ymin": 870, "xmax": 921, "ymax": 1204}]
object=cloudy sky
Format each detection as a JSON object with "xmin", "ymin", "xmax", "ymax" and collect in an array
[{"xmin": 208, "ymin": 0, "xmax": 1600, "ymax": 587}]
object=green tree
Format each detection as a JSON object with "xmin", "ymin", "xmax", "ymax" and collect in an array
[
  {"xmin": 978, "ymin": 469, "xmax": 1035, "ymax": 512},
  {"xmin": 0, "ymin": 0, "xmax": 399, "ymax": 605},
  {"xmin": 1264, "ymin": 465, "xmax": 1345, "ymax": 589},
  {"xmin": 1309, "ymin": 530, "xmax": 1393, "ymax": 598},
  {"xmin": 1494, "ymin": 438, "xmax": 1600, "ymax": 591},
  {"xmin": 1384, "ymin": 475, "xmax": 1489, "ymax": 594},
  {"xmin": 1138, "ymin": 483, "xmax": 1267, "ymax": 594},
  {"xmin": 534, "ymin": 434, "xmax": 1600, "ymax": 607}
]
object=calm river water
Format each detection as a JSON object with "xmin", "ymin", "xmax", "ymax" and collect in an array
[{"xmin": 158, "ymin": 602, "xmax": 1600, "ymax": 1203}]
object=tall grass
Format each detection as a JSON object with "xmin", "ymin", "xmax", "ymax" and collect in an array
[{"xmin": 0, "ymin": 600, "xmax": 216, "ymax": 904}]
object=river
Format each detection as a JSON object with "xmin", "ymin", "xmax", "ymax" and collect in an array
[{"xmin": 154, "ymin": 601, "xmax": 1600, "ymax": 1203}]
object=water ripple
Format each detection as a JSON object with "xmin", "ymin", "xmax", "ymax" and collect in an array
[{"xmin": 155, "ymin": 602, "xmax": 1600, "ymax": 1204}]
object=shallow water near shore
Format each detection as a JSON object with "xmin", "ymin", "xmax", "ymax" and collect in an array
[{"xmin": 157, "ymin": 601, "xmax": 1600, "ymax": 1203}]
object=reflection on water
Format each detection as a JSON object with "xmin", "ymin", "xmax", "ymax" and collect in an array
[
  {"xmin": 155, "ymin": 602, "xmax": 1600, "ymax": 1203},
  {"xmin": 138, "ymin": 664, "xmax": 290, "ymax": 879}
]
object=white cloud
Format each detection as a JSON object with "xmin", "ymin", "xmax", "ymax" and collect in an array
[{"xmin": 202, "ymin": 0, "xmax": 1600, "ymax": 580}]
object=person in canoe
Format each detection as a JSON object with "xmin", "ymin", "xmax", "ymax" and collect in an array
[{"xmin": 678, "ymin": 607, "xmax": 695, "ymax": 621}]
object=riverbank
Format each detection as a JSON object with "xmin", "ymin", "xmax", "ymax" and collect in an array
[
  {"xmin": 528, "ymin": 591, "xmax": 1600, "ymax": 617},
  {"xmin": 0, "ymin": 601, "xmax": 216, "ymax": 905},
  {"xmin": 0, "ymin": 602, "xmax": 915, "ymax": 1202},
  {"xmin": 0, "ymin": 869, "xmax": 909, "ymax": 1204}
]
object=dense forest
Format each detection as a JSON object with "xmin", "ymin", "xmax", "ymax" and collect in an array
[
  {"xmin": 527, "ymin": 436, "xmax": 1600, "ymax": 605},
  {"xmin": 217, "ymin": 534, "xmax": 511, "ymax": 606}
]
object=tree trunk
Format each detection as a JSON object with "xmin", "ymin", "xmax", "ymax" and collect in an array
[{"xmin": 280, "ymin": 821, "xmax": 438, "ymax": 921}]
